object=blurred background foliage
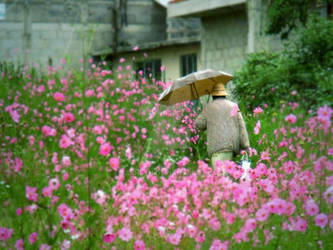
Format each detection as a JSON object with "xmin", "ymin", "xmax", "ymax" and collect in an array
[{"xmin": 233, "ymin": 15, "xmax": 333, "ymax": 111}]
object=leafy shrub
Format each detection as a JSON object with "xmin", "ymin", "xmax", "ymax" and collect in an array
[{"xmin": 233, "ymin": 16, "xmax": 333, "ymax": 112}]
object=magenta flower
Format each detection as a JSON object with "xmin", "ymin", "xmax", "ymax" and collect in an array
[
  {"xmin": 92, "ymin": 190, "xmax": 107, "ymax": 205},
  {"xmin": 49, "ymin": 178, "xmax": 60, "ymax": 190},
  {"xmin": 210, "ymin": 239, "xmax": 229, "ymax": 250},
  {"xmin": 118, "ymin": 227, "xmax": 133, "ymax": 242},
  {"xmin": 15, "ymin": 238, "xmax": 24, "ymax": 250},
  {"xmin": 0, "ymin": 227, "xmax": 13, "ymax": 242},
  {"xmin": 63, "ymin": 112, "xmax": 75, "ymax": 123},
  {"xmin": 99, "ymin": 142, "xmax": 112, "ymax": 156},
  {"xmin": 260, "ymin": 151, "xmax": 270, "ymax": 161},
  {"xmin": 243, "ymin": 218, "xmax": 257, "ymax": 233},
  {"xmin": 255, "ymin": 208, "xmax": 269, "ymax": 222},
  {"xmin": 26, "ymin": 186, "xmax": 38, "ymax": 202},
  {"xmin": 28, "ymin": 232, "xmax": 37, "ymax": 244},
  {"xmin": 103, "ymin": 232, "xmax": 116, "ymax": 243},
  {"xmin": 293, "ymin": 217, "xmax": 307, "ymax": 232},
  {"xmin": 53, "ymin": 92, "xmax": 65, "ymax": 102},
  {"xmin": 254, "ymin": 120, "xmax": 261, "ymax": 135},
  {"xmin": 42, "ymin": 186, "xmax": 53, "ymax": 197},
  {"xmin": 315, "ymin": 213, "xmax": 328, "ymax": 228},
  {"xmin": 305, "ymin": 200, "xmax": 319, "ymax": 216},
  {"xmin": 177, "ymin": 157, "xmax": 189, "ymax": 167},
  {"xmin": 109, "ymin": 157, "xmax": 120, "ymax": 171},
  {"xmin": 317, "ymin": 105, "xmax": 332, "ymax": 120},
  {"xmin": 57, "ymin": 204, "xmax": 73, "ymax": 219},
  {"xmin": 59, "ymin": 135, "xmax": 73, "ymax": 149},
  {"xmin": 253, "ymin": 106, "xmax": 263, "ymax": 116},
  {"xmin": 285, "ymin": 114, "xmax": 297, "ymax": 124},
  {"xmin": 134, "ymin": 240, "xmax": 146, "ymax": 250},
  {"xmin": 168, "ymin": 233, "xmax": 182, "ymax": 245},
  {"xmin": 230, "ymin": 104, "xmax": 239, "ymax": 117}
]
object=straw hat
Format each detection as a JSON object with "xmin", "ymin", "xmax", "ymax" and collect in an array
[{"xmin": 211, "ymin": 83, "xmax": 228, "ymax": 96}]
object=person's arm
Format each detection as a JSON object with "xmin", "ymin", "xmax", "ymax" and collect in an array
[
  {"xmin": 238, "ymin": 112, "xmax": 250, "ymax": 149},
  {"xmin": 195, "ymin": 110, "xmax": 207, "ymax": 130}
]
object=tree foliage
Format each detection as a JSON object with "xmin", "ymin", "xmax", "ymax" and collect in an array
[
  {"xmin": 233, "ymin": 16, "xmax": 333, "ymax": 111},
  {"xmin": 265, "ymin": 0, "xmax": 332, "ymax": 39}
]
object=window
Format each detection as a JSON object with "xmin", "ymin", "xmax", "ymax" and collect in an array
[
  {"xmin": 136, "ymin": 59, "xmax": 162, "ymax": 80},
  {"xmin": 180, "ymin": 53, "xmax": 197, "ymax": 77}
]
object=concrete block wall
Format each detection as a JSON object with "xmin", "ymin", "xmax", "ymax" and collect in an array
[
  {"xmin": 167, "ymin": 17, "xmax": 201, "ymax": 40},
  {"xmin": 201, "ymin": 9, "xmax": 248, "ymax": 74},
  {"xmin": 119, "ymin": 0, "xmax": 167, "ymax": 46},
  {"xmin": 0, "ymin": 0, "xmax": 114, "ymax": 68}
]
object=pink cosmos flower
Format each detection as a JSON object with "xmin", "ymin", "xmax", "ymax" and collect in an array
[
  {"xmin": 0, "ymin": 227, "xmax": 13, "ymax": 242},
  {"xmin": 210, "ymin": 239, "xmax": 229, "ymax": 250},
  {"xmin": 195, "ymin": 231, "xmax": 205, "ymax": 244},
  {"xmin": 169, "ymin": 233, "xmax": 182, "ymax": 245},
  {"xmin": 26, "ymin": 186, "xmax": 38, "ymax": 202},
  {"xmin": 315, "ymin": 213, "xmax": 328, "ymax": 228},
  {"xmin": 285, "ymin": 114, "xmax": 297, "ymax": 124},
  {"xmin": 42, "ymin": 186, "xmax": 53, "ymax": 197},
  {"xmin": 15, "ymin": 238, "xmax": 24, "ymax": 250},
  {"xmin": 177, "ymin": 157, "xmax": 189, "ymax": 167},
  {"xmin": 305, "ymin": 200, "xmax": 319, "ymax": 216},
  {"xmin": 253, "ymin": 107, "xmax": 263, "ymax": 116},
  {"xmin": 243, "ymin": 218, "xmax": 257, "ymax": 233},
  {"xmin": 230, "ymin": 104, "xmax": 239, "ymax": 117},
  {"xmin": 40, "ymin": 244, "xmax": 51, "ymax": 250},
  {"xmin": 118, "ymin": 227, "xmax": 132, "ymax": 242},
  {"xmin": 134, "ymin": 240, "xmax": 146, "ymax": 250},
  {"xmin": 53, "ymin": 92, "xmax": 65, "ymax": 102},
  {"xmin": 317, "ymin": 105, "xmax": 332, "ymax": 120},
  {"xmin": 57, "ymin": 204, "xmax": 73, "ymax": 219},
  {"xmin": 28, "ymin": 232, "xmax": 37, "ymax": 244},
  {"xmin": 293, "ymin": 217, "xmax": 307, "ymax": 232},
  {"xmin": 99, "ymin": 142, "xmax": 112, "ymax": 156},
  {"xmin": 260, "ymin": 151, "xmax": 270, "ymax": 161},
  {"xmin": 49, "ymin": 178, "xmax": 60, "ymax": 190},
  {"xmin": 41, "ymin": 125, "xmax": 57, "ymax": 137},
  {"xmin": 254, "ymin": 120, "xmax": 261, "ymax": 135},
  {"xmin": 62, "ymin": 156, "xmax": 71, "ymax": 166},
  {"xmin": 283, "ymin": 160, "xmax": 294, "ymax": 174},
  {"xmin": 133, "ymin": 45, "xmax": 139, "ymax": 51},
  {"xmin": 255, "ymin": 208, "xmax": 269, "ymax": 222},
  {"xmin": 16, "ymin": 208, "xmax": 22, "ymax": 216},
  {"xmin": 109, "ymin": 157, "xmax": 120, "ymax": 171},
  {"xmin": 59, "ymin": 135, "xmax": 74, "ymax": 149},
  {"xmin": 103, "ymin": 233, "xmax": 116, "ymax": 243},
  {"xmin": 63, "ymin": 112, "xmax": 75, "ymax": 123},
  {"xmin": 92, "ymin": 190, "xmax": 107, "ymax": 205}
]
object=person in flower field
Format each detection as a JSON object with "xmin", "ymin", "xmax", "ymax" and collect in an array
[{"xmin": 195, "ymin": 82, "xmax": 250, "ymax": 167}]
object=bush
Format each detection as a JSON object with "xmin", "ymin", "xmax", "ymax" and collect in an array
[{"xmin": 233, "ymin": 16, "xmax": 333, "ymax": 112}]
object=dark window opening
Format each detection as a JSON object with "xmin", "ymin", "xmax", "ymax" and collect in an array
[
  {"xmin": 180, "ymin": 53, "xmax": 197, "ymax": 77},
  {"xmin": 136, "ymin": 59, "xmax": 162, "ymax": 81}
]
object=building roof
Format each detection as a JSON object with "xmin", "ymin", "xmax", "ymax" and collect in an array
[
  {"xmin": 92, "ymin": 37, "xmax": 200, "ymax": 56},
  {"xmin": 168, "ymin": 0, "xmax": 246, "ymax": 18}
]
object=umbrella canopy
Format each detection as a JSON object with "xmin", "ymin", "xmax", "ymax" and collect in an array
[{"xmin": 158, "ymin": 69, "xmax": 233, "ymax": 106}]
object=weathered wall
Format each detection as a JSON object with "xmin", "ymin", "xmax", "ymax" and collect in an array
[
  {"xmin": 167, "ymin": 17, "xmax": 200, "ymax": 40},
  {"xmin": 0, "ymin": 0, "xmax": 114, "ymax": 67},
  {"xmin": 200, "ymin": 8, "xmax": 248, "ymax": 74},
  {"xmin": 113, "ymin": 43, "xmax": 201, "ymax": 81},
  {"xmin": 119, "ymin": 0, "xmax": 167, "ymax": 47},
  {"xmin": 0, "ymin": 0, "xmax": 168, "ymax": 68}
]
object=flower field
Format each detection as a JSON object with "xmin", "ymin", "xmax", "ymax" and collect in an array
[{"xmin": 0, "ymin": 59, "xmax": 332, "ymax": 250}]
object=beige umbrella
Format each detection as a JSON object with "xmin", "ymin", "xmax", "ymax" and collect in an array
[{"xmin": 158, "ymin": 69, "xmax": 233, "ymax": 106}]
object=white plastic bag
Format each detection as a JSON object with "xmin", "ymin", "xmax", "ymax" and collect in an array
[{"xmin": 240, "ymin": 152, "xmax": 251, "ymax": 181}]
